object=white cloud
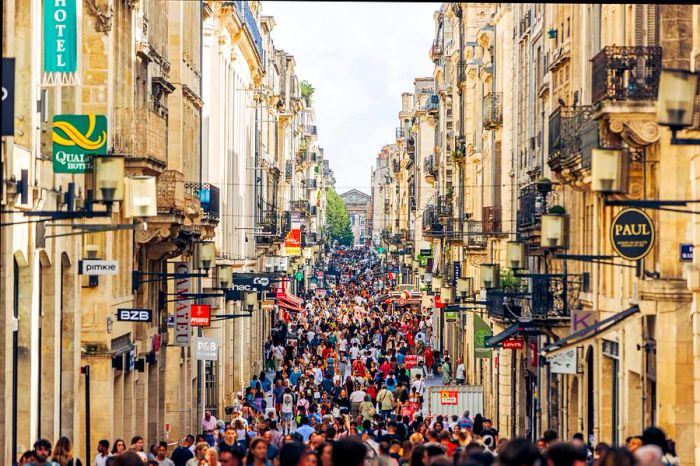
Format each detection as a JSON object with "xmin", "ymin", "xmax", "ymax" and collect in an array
[{"xmin": 262, "ymin": 1, "xmax": 440, "ymax": 195}]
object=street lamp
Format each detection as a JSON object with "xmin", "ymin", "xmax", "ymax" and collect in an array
[
  {"xmin": 591, "ymin": 149, "xmax": 626, "ymax": 194},
  {"xmin": 217, "ymin": 264, "xmax": 233, "ymax": 289},
  {"xmin": 506, "ymin": 241, "xmax": 526, "ymax": 270},
  {"xmin": 195, "ymin": 242, "xmax": 216, "ymax": 270},
  {"xmin": 126, "ymin": 176, "xmax": 158, "ymax": 218},
  {"xmin": 94, "ymin": 155, "xmax": 125, "ymax": 203},
  {"xmin": 480, "ymin": 263, "xmax": 500, "ymax": 289},
  {"xmin": 432, "ymin": 276, "xmax": 442, "ymax": 293},
  {"xmin": 657, "ymin": 69, "xmax": 700, "ymax": 145},
  {"xmin": 540, "ymin": 208, "xmax": 568, "ymax": 249},
  {"xmin": 457, "ymin": 278, "xmax": 470, "ymax": 298}
]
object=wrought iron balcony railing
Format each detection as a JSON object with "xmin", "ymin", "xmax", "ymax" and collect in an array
[
  {"xmin": 185, "ymin": 182, "xmax": 220, "ymax": 220},
  {"xmin": 423, "ymin": 154, "xmax": 437, "ymax": 179},
  {"xmin": 466, "ymin": 219, "xmax": 487, "ymax": 248},
  {"xmin": 242, "ymin": 1, "xmax": 264, "ymax": 62},
  {"xmin": 517, "ymin": 184, "xmax": 545, "ymax": 231},
  {"xmin": 483, "ymin": 93, "xmax": 503, "ymax": 129},
  {"xmin": 257, "ymin": 201, "xmax": 279, "ymax": 244},
  {"xmin": 422, "ymin": 205, "xmax": 443, "ymax": 235},
  {"xmin": 486, "ymin": 290, "xmax": 523, "ymax": 320},
  {"xmin": 437, "ymin": 195, "xmax": 453, "ymax": 218},
  {"xmin": 430, "ymin": 40, "xmax": 443, "ymax": 62},
  {"xmin": 591, "ymin": 46, "xmax": 662, "ymax": 104},
  {"xmin": 548, "ymin": 105, "xmax": 595, "ymax": 171}
]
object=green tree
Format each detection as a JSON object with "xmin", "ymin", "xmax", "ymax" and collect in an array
[
  {"xmin": 326, "ymin": 189, "xmax": 354, "ymax": 246},
  {"xmin": 300, "ymin": 80, "xmax": 315, "ymax": 107}
]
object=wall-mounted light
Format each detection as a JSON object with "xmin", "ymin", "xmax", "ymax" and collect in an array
[
  {"xmin": 457, "ymin": 278, "xmax": 470, "ymax": 297},
  {"xmin": 657, "ymin": 69, "xmax": 698, "ymax": 129},
  {"xmin": 480, "ymin": 263, "xmax": 500, "ymax": 289},
  {"xmin": 432, "ymin": 276, "xmax": 443, "ymax": 290},
  {"xmin": 245, "ymin": 291, "xmax": 257, "ymax": 312},
  {"xmin": 506, "ymin": 241, "xmax": 526, "ymax": 269},
  {"xmin": 591, "ymin": 149, "xmax": 625, "ymax": 193},
  {"xmin": 217, "ymin": 264, "xmax": 232, "ymax": 289},
  {"xmin": 441, "ymin": 287, "xmax": 453, "ymax": 303},
  {"xmin": 195, "ymin": 242, "xmax": 216, "ymax": 270}
]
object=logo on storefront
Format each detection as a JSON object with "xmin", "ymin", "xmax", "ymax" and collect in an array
[
  {"xmin": 610, "ymin": 208, "xmax": 654, "ymax": 261},
  {"xmin": 52, "ymin": 114, "xmax": 107, "ymax": 173},
  {"xmin": 190, "ymin": 304, "xmax": 211, "ymax": 327}
]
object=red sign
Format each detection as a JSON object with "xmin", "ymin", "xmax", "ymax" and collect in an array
[
  {"xmin": 397, "ymin": 297, "xmax": 406, "ymax": 306},
  {"xmin": 434, "ymin": 296, "xmax": 445, "ymax": 309},
  {"xmin": 190, "ymin": 304, "xmax": 211, "ymax": 327},
  {"xmin": 285, "ymin": 229, "xmax": 301, "ymax": 255},
  {"xmin": 439, "ymin": 390, "xmax": 458, "ymax": 405},
  {"xmin": 502, "ymin": 338, "xmax": 524, "ymax": 349},
  {"xmin": 405, "ymin": 355, "xmax": 418, "ymax": 369}
]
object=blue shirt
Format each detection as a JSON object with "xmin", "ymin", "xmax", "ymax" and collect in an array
[
  {"xmin": 396, "ymin": 353, "xmax": 405, "ymax": 365},
  {"xmin": 296, "ymin": 424, "xmax": 316, "ymax": 442}
]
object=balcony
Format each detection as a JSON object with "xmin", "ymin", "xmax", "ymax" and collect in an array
[
  {"xmin": 406, "ymin": 138, "xmax": 416, "ymax": 165},
  {"xmin": 306, "ymin": 232, "xmax": 318, "ymax": 245},
  {"xmin": 393, "ymin": 160, "xmax": 401, "ymax": 174},
  {"xmin": 112, "ymin": 107, "xmax": 168, "ymax": 171},
  {"xmin": 482, "ymin": 206, "xmax": 501, "ymax": 234},
  {"xmin": 304, "ymin": 125, "xmax": 318, "ymax": 136},
  {"xmin": 516, "ymin": 184, "xmax": 546, "ymax": 232},
  {"xmin": 421, "ymin": 94, "xmax": 439, "ymax": 114},
  {"xmin": 257, "ymin": 201, "xmax": 279, "ymax": 245},
  {"xmin": 290, "ymin": 199, "xmax": 309, "ymax": 214},
  {"xmin": 437, "ymin": 195, "xmax": 453, "ymax": 218},
  {"xmin": 486, "ymin": 290, "xmax": 523, "ymax": 320},
  {"xmin": 483, "ymin": 93, "xmax": 503, "ymax": 129},
  {"xmin": 529, "ymin": 275, "xmax": 584, "ymax": 318},
  {"xmin": 305, "ymin": 178, "xmax": 318, "ymax": 189},
  {"xmin": 309, "ymin": 205, "xmax": 317, "ymax": 216},
  {"xmin": 591, "ymin": 46, "xmax": 662, "ymax": 104},
  {"xmin": 430, "ymin": 39, "xmax": 444, "ymax": 63},
  {"xmin": 285, "ymin": 160, "xmax": 293, "ymax": 179},
  {"xmin": 241, "ymin": 1, "xmax": 264, "ymax": 62},
  {"xmin": 396, "ymin": 127, "xmax": 409, "ymax": 139},
  {"xmin": 423, "ymin": 154, "xmax": 437, "ymax": 182},
  {"xmin": 466, "ymin": 220, "xmax": 487, "ymax": 249},
  {"xmin": 422, "ymin": 205, "xmax": 443, "ymax": 237},
  {"xmin": 390, "ymin": 234, "xmax": 402, "ymax": 245},
  {"xmin": 548, "ymin": 105, "xmax": 595, "ymax": 172},
  {"xmin": 156, "ymin": 170, "xmax": 186, "ymax": 216},
  {"xmin": 185, "ymin": 182, "xmax": 220, "ymax": 221},
  {"xmin": 280, "ymin": 211, "xmax": 292, "ymax": 236}
]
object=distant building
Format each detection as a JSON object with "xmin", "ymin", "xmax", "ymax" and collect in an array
[{"xmin": 340, "ymin": 189, "xmax": 371, "ymax": 247}]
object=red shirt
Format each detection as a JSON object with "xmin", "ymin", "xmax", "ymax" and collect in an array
[{"xmin": 380, "ymin": 361, "xmax": 391, "ymax": 378}]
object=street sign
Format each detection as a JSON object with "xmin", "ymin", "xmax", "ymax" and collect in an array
[
  {"xmin": 117, "ymin": 308, "xmax": 152, "ymax": 322},
  {"xmin": 2, "ymin": 58, "xmax": 15, "ymax": 136},
  {"xmin": 79, "ymin": 259, "xmax": 119, "ymax": 275},
  {"xmin": 52, "ymin": 114, "xmax": 107, "ymax": 173},
  {"xmin": 502, "ymin": 338, "xmax": 524, "ymax": 349},
  {"xmin": 295, "ymin": 271, "xmax": 304, "ymax": 281},
  {"xmin": 190, "ymin": 304, "xmax": 211, "ymax": 327},
  {"xmin": 681, "ymin": 243, "xmax": 694, "ymax": 262},
  {"xmin": 610, "ymin": 208, "xmax": 655, "ymax": 261},
  {"xmin": 194, "ymin": 337, "xmax": 218, "ymax": 361}
]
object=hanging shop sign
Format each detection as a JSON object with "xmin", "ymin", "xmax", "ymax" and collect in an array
[
  {"xmin": 610, "ymin": 208, "xmax": 655, "ymax": 261},
  {"xmin": 444, "ymin": 310, "xmax": 458, "ymax": 322},
  {"xmin": 231, "ymin": 273, "xmax": 273, "ymax": 292},
  {"xmin": 52, "ymin": 114, "xmax": 107, "ymax": 173},
  {"xmin": 516, "ymin": 321, "xmax": 541, "ymax": 336},
  {"xmin": 473, "ymin": 314, "xmax": 493, "ymax": 359},
  {"xmin": 2, "ymin": 58, "xmax": 15, "ymax": 136},
  {"xmin": 117, "ymin": 308, "xmax": 153, "ymax": 322},
  {"xmin": 173, "ymin": 262, "xmax": 192, "ymax": 347},
  {"xmin": 44, "ymin": 0, "xmax": 77, "ymax": 72},
  {"xmin": 194, "ymin": 337, "xmax": 218, "ymax": 361},
  {"xmin": 190, "ymin": 304, "xmax": 211, "ymax": 327},
  {"xmin": 549, "ymin": 348, "xmax": 578, "ymax": 374},
  {"xmin": 79, "ymin": 259, "xmax": 119, "ymax": 275},
  {"xmin": 502, "ymin": 338, "xmax": 524, "ymax": 349},
  {"xmin": 452, "ymin": 261, "xmax": 461, "ymax": 286},
  {"xmin": 285, "ymin": 229, "xmax": 301, "ymax": 256}
]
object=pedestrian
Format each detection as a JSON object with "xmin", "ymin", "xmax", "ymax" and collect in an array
[
  {"xmin": 202, "ymin": 410, "xmax": 219, "ymax": 446},
  {"xmin": 441, "ymin": 356, "xmax": 451, "ymax": 385},
  {"xmin": 279, "ymin": 442, "xmax": 307, "ymax": 466},
  {"xmin": 30, "ymin": 439, "xmax": 56, "ymax": 466},
  {"xmin": 185, "ymin": 443, "xmax": 209, "ymax": 466},
  {"xmin": 171, "ymin": 436, "xmax": 195, "ymax": 466},
  {"xmin": 52, "ymin": 436, "xmax": 83, "ymax": 466},
  {"xmin": 94, "ymin": 440, "xmax": 112, "ymax": 466},
  {"xmin": 455, "ymin": 357, "xmax": 466, "ymax": 385},
  {"xmin": 332, "ymin": 438, "xmax": 367, "ymax": 466}
]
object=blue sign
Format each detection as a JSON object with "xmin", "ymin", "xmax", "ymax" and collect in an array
[
  {"xmin": 453, "ymin": 261, "xmax": 461, "ymax": 286},
  {"xmin": 389, "ymin": 265, "xmax": 400, "ymax": 274},
  {"xmin": 681, "ymin": 243, "xmax": 694, "ymax": 262}
]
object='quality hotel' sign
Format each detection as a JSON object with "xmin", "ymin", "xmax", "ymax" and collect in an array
[{"xmin": 610, "ymin": 208, "xmax": 655, "ymax": 261}]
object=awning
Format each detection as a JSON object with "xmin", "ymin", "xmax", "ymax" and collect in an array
[
  {"xmin": 277, "ymin": 292, "xmax": 304, "ymax": 312},
  {"xmin": 485, "ymin": 323, "xmax": 519, "ymax": 347},
  {"xmin": 484, "ymin": 320, "xmax": 555, "ymax": 347},
  {"xmin": 542, "ymin": 305, "xmax": 640, "ymax": 355}
]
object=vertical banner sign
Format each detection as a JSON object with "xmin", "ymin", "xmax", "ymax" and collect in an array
[
  {"xmin": 44, "ymin": 0, "xmax": 77, "ymax": 72},
  {"xmin": 52, "ymin": 114, "xmax": 107, "ymax": 173},
  {"xmin": 1, "ymin": 58, "xmax": 15, "ymax": 136},
  {"xmin": 285, "ymin": 229, "xmax": 301, "ymax": 256},
  {"xmin": 473, "ymin": 314, "xmax": 493, "ymax": 358},
  {"xmin": 452, "ymin": 261, "xmax": 461, "ymax": 286},
  {"xmin": 173, "ymin": 262, "xmax": 192, "ymax": 347}
]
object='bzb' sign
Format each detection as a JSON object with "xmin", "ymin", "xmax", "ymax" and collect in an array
[
  {"xmin": 610, "ymin": 208, "xmax": 655, "ymax": 261},
  {"xmin": 117, "ymin": 308, "xmax": 152, "ymax": 322},
  {"xmin": 53, "ymin": 114, "xmax": 107, "ymax": 173}
]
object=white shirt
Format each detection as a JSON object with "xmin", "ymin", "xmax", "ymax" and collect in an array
[
  {"xmin": 282, "ymin": 393, "xmax": 294, "ymax": 413},
  {"xmin": 313, "ymin": 367, "xmax": 323, "ymax": 385},
  {"xmin": 350, "ymin": 390, "xmax": 367, "ymax": 403},
  {"xmin": 95, "ymin": 453, "xmax": 112, "ymax": 466},
  {"xmin": 456, "ymin": 363, "xmax": 466, "ymax": 379},
  {"xmin": 350, "ymin": 346, "xmax": 360, "ymax": 359},
  {"xmin": 411, "ymin": 379, "xmax": 425, "ymax": 396}
]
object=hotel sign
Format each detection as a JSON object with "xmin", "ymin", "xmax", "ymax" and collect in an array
[
  {"xmin": 44, "ymin": 0, "xmax": 77, "ymax": 73},
  {"xmin": 610, "ymin": 208, "xmax": 654, "ymax": 261},
  {"xmin": 52, "ymin": 114, "xmax": 107, "ymax": 173}
]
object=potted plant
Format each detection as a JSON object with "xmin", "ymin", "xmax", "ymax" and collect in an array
[{"xmin": 536, "ymin": 176, "xmax": 552, "ymax": 196}]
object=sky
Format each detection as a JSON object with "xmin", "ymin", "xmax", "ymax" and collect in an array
[{"xmin": 262, "ymin": 1, "xmax": 441, "ymax": 195}]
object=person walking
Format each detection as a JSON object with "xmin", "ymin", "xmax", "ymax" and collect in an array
[
  {"xmin": 94, "ymin": 440, "xmax": 111, "ymax": 466},
  {"xmin": 441, "ymin": 356, "xmax": 452, "ymax": 385},
  {"xmin": 455, "ymin": 357, "xmax": 466, "ymax": 385}
]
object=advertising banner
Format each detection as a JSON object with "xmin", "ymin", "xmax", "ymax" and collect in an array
[
  {"xmin": 44, "ymin": 0, "xmax": 77, "ymax": 72},
  {"xmin": 285, "ymin": 229, "xmax": 301, "ymax": 256},
  {"xmin": 473, "ymin": 314, "xmax": 493, "ymax": 358},
  {"xmin": 173, "ymin": 262, "xmax": 192, "ymax": 347},
  {"xmin": 52, "ymin": 114, "xmax": 107, "ymax": 173}
]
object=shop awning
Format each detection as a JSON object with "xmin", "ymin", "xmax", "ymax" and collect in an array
[
  {"xmin": 542, "ymin": 305, "xmax": 640, "ymax": 355},
  {"xmin": 277, "ymin": 292, "xmax": 304, "ymax": 312},
  {"xmin": 485, "ymin": 323, "xmax": 519, "ymax": 347},
  {"xmin": 484, "ymin": 320, "xmax": 556, "ymax": 347}
]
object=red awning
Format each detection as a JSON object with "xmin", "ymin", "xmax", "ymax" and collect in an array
[{"xmin": 277, "ymin": 292, "xmax": 303, "ymax": 312}]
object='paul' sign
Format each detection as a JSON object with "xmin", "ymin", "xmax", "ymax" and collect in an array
[
  {"xmin": 44, "ymin": 0, "xmax": 77, "ymax": 73},
  {"xmin": 610, "ymin": 208, "xmax": 655, "ymax": 261}
]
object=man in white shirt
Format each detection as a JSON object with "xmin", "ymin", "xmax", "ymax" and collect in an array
[
  {"xmin": 455, "ymin": 357, "xmax": 466, "ymax": 385},
  {"xmin": 313, "ymin": 365, "xmax": 323, "ymax": 386},
  {"xmin": 411, "ymin": 374, "xmax": 426, "ymax": 403},
  {"xmin": 94, "ymin": 440, "xmax": 112, "ymax": 466},
  {"xmin": 349, "ymin": 387, "xmax": 367, "ymax": 417}
]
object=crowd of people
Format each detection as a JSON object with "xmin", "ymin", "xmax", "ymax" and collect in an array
[{"xmin": 19, "ymin": 247, "xmax": 682, "ymax": 466}]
